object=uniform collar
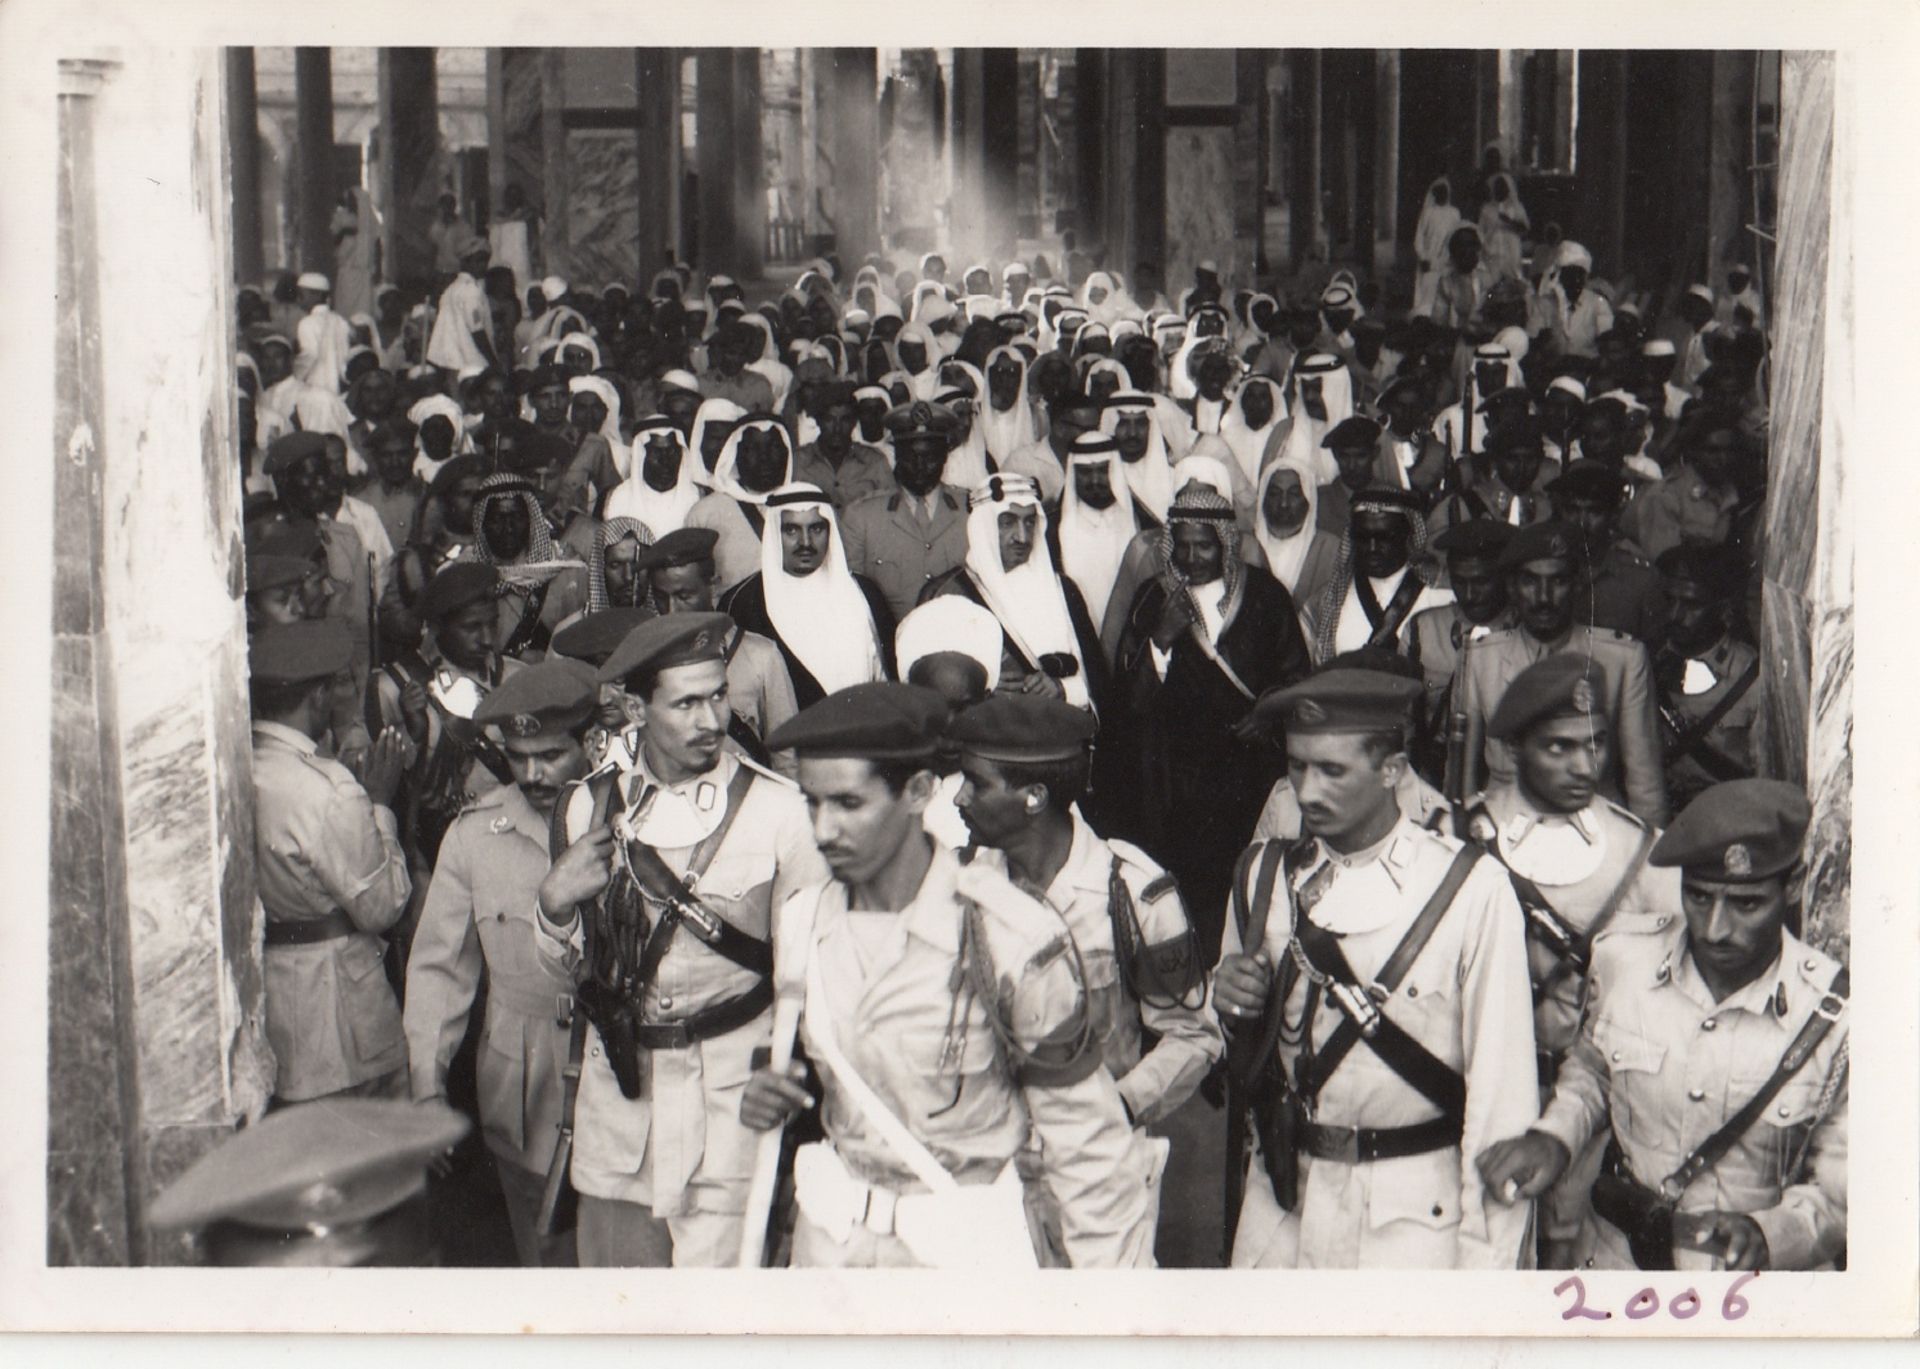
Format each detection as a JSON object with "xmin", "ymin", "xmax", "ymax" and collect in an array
[
  {"xmin": 1495, "ymin": 791, "xmax": 1602, "ymax": 848},
  {"xmin": 470, "ymin": 781, "xmax": 552, "ymax": 845},
  {"xmin": 900, "ymin": 841, "xmax": 965, "ymax": 954},
  {"xmin": 1659, "ymin": 927, "xmax": 1803, "ymax": 1021},
  {"xmin": 1313, "ymin": 812, "xmax": 1419, "ymax": 893},
  {"xmin": 252, "ymin": 720, "xmax": 318, "ymax": 754},
  {"xmin": 624, "ymin": 746, "xmax": 737, "ymax": 817},
  {"xmin": 1052, "ymin": 812, "xmax": 1111, "ymax": 899}
]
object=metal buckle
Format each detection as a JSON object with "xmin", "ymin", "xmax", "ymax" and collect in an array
[
  {"xmin": 556, "ymin": 993, "xmax": 574, "ymax": 1028},
  {"xmin": 1815, "ymin": 992, "xmax": 1845, "ymax": 1024},
  {"xmin": 676, "ymin": 895, "xmax": 724, "ymax": 944}
]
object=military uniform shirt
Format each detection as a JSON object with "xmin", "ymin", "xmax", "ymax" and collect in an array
[
  {"xmin": 1657, "ymin": 634, "xmax": 1762, "ymax": 811},
  {"xmin": 251, "ymin": 719, "xmax": 411, "ymax": 1101},
  {"xmin": 1535, "ymin": 922, "xmax": 1849, "ymax": 1271},
  {"xmin": 791, "ymin": 442, "xmax": 896, "ymax": 512},
  {"xmin": 1620, "ymin": 460, "xmax": 1741, "ymax": 561},
  {"xmin": 405, "ymin": 782, "xmax": 574, "ymax": 1176},
  {"xmin": 839, "ymin": 486, "xmax": 971, "ymax": 625}
]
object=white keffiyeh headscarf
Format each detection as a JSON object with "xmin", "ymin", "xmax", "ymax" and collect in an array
[
  {"xmin": 1219, "ymin": 376, "xmax": 1288, "ymax": 489},
  {"xmin": 1057, "ymin": 434, "xmax": 1136, "ymax": 630},
  {"xmin": 406, "ymin": 394, "xmax": 474, "ymax": 483},
  {"xmin": 709, "ymin": 416, "xmax": 795, "ymax": 504},
  {"xmin": 689, "ymin": 397, "xmax": 747, "ymax": 489},
  {"xmin": 963, "ymin": 473, "xmax": 1090, "ymax": 709},
  {"xmin": 1280, "ymin": 353, "xmax": 1353, "ymax": 484},
  {"xmin": 605, "ymin": 416, "xmax": 703, "ymax": 537},
  {"xmin": 932, "ymin": 385, "xmax": 993, "ymax": 491},
  {"xmin": 567, "ymin": 374, "xmax": 629, "ymax": 477},
  {"xmin": 1253, "ymin": 454, "xmax": 1321, "ymax": 594},
  {"xmin": 760, "ymin": 483, "xmax": 885, "ymax": 694},
  {"xmin": 1100, "ymin": 390, "xmax": 1176, "ymax": 520},
  {"xmin": 587, "ymin": 516, "xmax": 656, "ymax": 613}
]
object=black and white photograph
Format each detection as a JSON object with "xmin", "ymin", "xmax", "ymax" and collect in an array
[{"xmin": 7, "ymin": 0, "xmax": 1916, "ymax": 1344}]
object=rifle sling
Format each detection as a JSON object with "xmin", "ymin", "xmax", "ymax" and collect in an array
[
  {"xmin": 1661, "ymin": 657, "xmax": 1760, "ymax": 767},
  {"xmin": 630, "ymin": 765, "xmax": 767, "ymax": 983}
]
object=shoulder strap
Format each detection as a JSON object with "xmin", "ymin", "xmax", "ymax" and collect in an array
[
  {"xmin": 803, "ymin": 927, "xmax": 961, "ymax": 1194},
  {"xmin": 1664, "ymin": 964, "xmax": 1850, "ymax": 1194},
  {"xmin": 549, "ymin": 771, "xmax": 619, "ymax": 862},
  {"xmin": 1664, "ymin": 656, "xmax": 1761, "ymax": 766},
  {"xmin": 739, "ymin": 499, "xmax": 766, "ymax": 540},
  {"xmin": 1363, "ymin": 571, "xmax": 1429, "ymax": 650},
  {"xmin": 1294, "ymin": 843, "xmax": 1482, "ymax": 1108}
]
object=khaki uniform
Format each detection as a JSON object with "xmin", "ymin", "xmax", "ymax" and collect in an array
[
  {"xmin": 1535, "ymin": 922, "xmax": 1849, "ymax": 1271},
  {"xmin": 403, "ymin": 781, "xmax": 576, "ymax": 1265},
  {"xmin": 1408, "ymin": 603, "xmax": 1516, "ymax": 737},
  {"xmin": 535, "ymin": 749, "xmax": 828, "ymax": 1266},
  {"xmin": 1655, "ymin": 635, "xmax": 1762, "ymax": 812},
  {"xmin": 1575, "ymin": 538, "xmax": 1664, "ymax": 644},
  {"xmin": 1619, "ymin": 460, "xmax": 1741, "ymax": 560},
  {"xmin": 780, "ymin": 844, "xmax": 1164, "ymax": 1268},
  {"xmin": 1222, "ymin": 815, "xmax": 1539, "ymax": 1268},
  {"xmin": 839, "ymin": 486, "xmax": 971, "ymax": 626},
  {"xmin": 251, "ymin": 720, "xmax": 411, "ymax": 1103},
  {"xmin": 791, "ymin": 442, "xmax": 895, "ymax": 512},
  {"xmin": 1457, "ymin": 624, "xmax": 1670, "ymax": 826},
  {"xmin": 724, "ymin": 625, "xmax": 801, "ymax": 777}
]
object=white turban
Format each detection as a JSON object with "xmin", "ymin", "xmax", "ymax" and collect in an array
[{"xmin": 896, "ymin": 597, "xmax": 1003, "ymax": 691}]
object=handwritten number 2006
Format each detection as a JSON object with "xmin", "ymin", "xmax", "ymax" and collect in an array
[{"xmin": 1554, "ymin": 1272, "xmax": 1757, "ymax": 1322}]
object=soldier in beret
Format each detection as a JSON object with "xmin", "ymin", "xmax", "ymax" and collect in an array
[
  {"xmin": 1406, "ymin": 518, "xmax": 1519, "ymax": 758},
  {"xmin": 1313, "ymin": 416, "xmax": 1389, "ymax": 537},
  {"xmin": 1214, "ymin": 667, "xmax": 1537, "ymax": 1268},
  {"xmin": 1550, "ymin": 459, "xmax": 1665, "ymax": 644},
  {"xmin": 741, "ymin": 684, "xmax": 1158, "ymax": 1267},
  {"xmin": 403, "ymin": 661, "xmax": 599, "ymax": 1266},
  {"xmin": 1481, "ymin": 780, "xmax": 1849, "ymax": 1272},
  {"xmin": 839, "ymin": 402, "xmax": 972, "ymax": 625},
  {"xmin": 949, "ymin": 693, "xmax": 1222, "ymax": 1260},
  {"xmin": 1427, "ymin": 413, "xmax": 1560, "ymax": 542},
  {"xmin": 536, "ymin": 613, "xmax": 827, "ymax": 1266},
  {"xmin": 249, "ymin": 620, "xmax": 414, "ymax": 1106},
  {"xmin": 1455, "ymin": 519, "xmax": 1669, "ymax": 825},
  {"xmin": 1652, "ymin": 544, "xmax": 1761, "ymax": 811}
]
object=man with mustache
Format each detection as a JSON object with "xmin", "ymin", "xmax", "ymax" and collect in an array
[
  {"xmin": 403, "ymin": 661, "xmax": 601, "ymax": 1267},
  {"xmin": 1480, "ymin": 780, "xmax": 1847, "ymax": 1273},
  {"xmin": 839, "ymin": 402, "xmax": 972, "ymax": 625},
  {"xmin": 536, "ymin": 613, "xmax": 829, "ymax": 1266}
]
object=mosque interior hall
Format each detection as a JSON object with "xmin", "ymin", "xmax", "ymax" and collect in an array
[{"xmin": 47, "ymin": 46, "xmax": 1849, "ymax": 1271}]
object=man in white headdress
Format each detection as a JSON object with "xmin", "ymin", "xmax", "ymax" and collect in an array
[
  {"xmin": 293, "ymin": 272, "xmax": 355, "ymax": 396},
  {"xmin": 930, "ymin": 385, "xmax": 994, "ymax": 491},
  {"xmin": 1543, "ymin": 242, "xmax": 1613, "ymax": 360},
  {"xmin": 1252, "ymin": 453, "xmax": 1340, "ymax": 614},
  {"xmin": 1677, "ymin": 284, "xmax": 1720, "ymax": 391},
  {"xmin": 717, "ymin": 482, "xmax": 894, "ymax": 708},
  {"xmin": 606, "ymin": 415, "xmax": 703, "ymax": 537},
  {"xmin": 427, "ymin": 233, "xmax": 500, "ymax": 375},
  {"xmin": 1002, "ymin": 261, "xmax": 1033, "ymax": 308},
  {"xmin": 893, "ymin": 595, "xmax": 1003, "ymax": 848},
  {"xmin": 1054, "ymin": 433, "xmax": 1143, "ymax": 632},
  {"xmin": 686, "ymin": 416, "xmax": 796, "ymax": 595},
  {"xmin": 1413, "ymin": 178, "xmax": 1462, "ymax": 318},
  {"xmin": 1432, "ymin": 342, "xmax": 1520, "ymax": 463},
  {"xmin": 923, "ymin": 473, "xmax": 1107, "ymax": 715},
  {"xmin": 1305, "ymin": 487, "xmax": 1454, "ymax": 662},
  {"xmin": 978, "ymin": 345, "xmax": 1039, "ymax": 465},
  {"xmin": 1004, "ymin": 389, "xmax": 1100, "ymax": 505},
  {"xmin": 1266, "ymin": 352, "xmax": 1354, "ymax": 485},
  {"xmin": 1100, "ymin": 390, "xmax": 1183, "ymax": 525},
  {"xmin": 465, "ymin": 471, "xmax": 590, "ymax": 660},
  {"xmin": 1215, "ymin": 377, "xmax": 1287, "ymax": 491},
  {"xmin": 891, "ymin": 320, "xmax": 944, "ymax": 400},
  {"xmin": 1717, "ymin": 263, "xmax": 1765, "ymax": 330}
]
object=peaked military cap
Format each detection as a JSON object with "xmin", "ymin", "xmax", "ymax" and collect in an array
[
  {"xmin": 263, "ymin": 431, "xmax": 331, "ymax": 477},
  {"xmin": 638, "ymin": 526, "xmax": 720, "ymax": 572},
  {"xmin": 1256, "ymin": 668, "xmax": 1423, "ymax": 735},
  {"xmin": 472, "ymin": 658, "xmax": 599, "ymax": 737},
  {"xmin": 1498, "ymin": 518, "xmax": 1584, "ymax": 571},
  {"xmin": 1546, "ymin": 460, "xmax": 1630, "ymax": 507},
  {"xmin": 549, "ymin": 605, "xmax": 656, "ymax": 666},
  {"xmin": 417, "ymin": 561, "xmax": 500, "ymax": 623},
  {"xmin": 250, "ymin": 618, "xmax": 353, "ymax": 685},
  {"xmin": 947, "ymin": 693, "xmax": 1096, "ymax": 764},
  {"xmin": 1432, "ymin": 518, "xmax": 1515, "ymax": 562},
  {"xmin": 596, "ymin": 610, "xmax": 731, "ymax": 686},
  {"xmin": 1650, "ymin": 779, "xmax": 1811, "ymax": 881},
  {"xmin": 150, "ymin": 1098, "xmax": 468, "ymax": 1236},
  {"xmin": 883, "ymin": 400, "xmax": 961, "ymax": 442},
  {"xmin": 245, "ymin": 551, "xmax": 312, "ymax": 594},
  {"xmin": 765, "ymin": 682, "xmax": 951, "ymax": 761},
  {"xmin": 1488, "ymin": 653, "xmax": 1608, "ymax": 741}
]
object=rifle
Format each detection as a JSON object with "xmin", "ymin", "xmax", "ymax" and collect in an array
[
  {"xmin": 362, "ymin": 553, "xmax": 385, "ymax": 740},
  {"xmin": 537, "ymin": 1014, "xmax": 587, "ymax": 1237},
  {"xmin": 1443, "ymin": 707, "xmax": 1471, "ymax": 810}
]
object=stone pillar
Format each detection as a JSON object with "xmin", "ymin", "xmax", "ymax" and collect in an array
[
  {"xmin": 826, "ymin": 48, "xmax": 879, "ymax": 266},
  {"xmin": 950, "ymin": 49, "xmax": 987, "ymax": 262},
  {"xmin": 1374, "ymin": 50, "xmax": 1401, "ymax": 273},
  {"xmin": 636, "ymin": 48, "xmax": 680, "ymax": 280},
  {"xmin": 1574, "ymin": 50, "xmax": 1629, "ymax": 276},
  {"xmin": 1288, "ymin": 49, "xmax": 1321, "ymax": 269},
  {"xmin": 378, "ymin": 47, "xmax": 440, "ymax": 293},
  {"xmin": 980, "ymin": 49, "xmax": 1021, "ymax": 263},
  {"xmin": 1074, "ymin": 49, "xmax": 1106, "ymax": 252},
  {"xmin": 696, "ymin": 48, "xmax": 736, "ymax": 274},
  {"xmin": 293, "ymin": 47, "xmax": 336, "ymax": 278},
  {"xmin": 1757, "ymin": 52, "xmax": 1849, "ymax": 957},
  {"xmin": 226, "ymin": 49, "xmax": 263, "ymax": 287},
  {"xmin": 485, "ymin": 48, "xmax": 508, "ymax": 220},
  {"xmin": 1708, "ymin": 51, "xmax": 1756, "ymax": 286},
  {"xmin": 539, "ymin": 49, "xmax": 569, "ymax": 282},
  {"xmin": 52, "ymin": 48, "xmax": 272, "ymax": 1268},
  {"xmin": 733, "ymin": 50, "xmax": 766, "ymax": 280}
]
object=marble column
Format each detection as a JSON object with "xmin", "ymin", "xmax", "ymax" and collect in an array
[
  {"xmin": 1374, "ymin": 50, "xmax": 1401, "ymax": 274},
  {"xmin": 1708, "ymin": 51, "xmax": 1756, "ymax": 286},
  {"xmin": 1574, "ymin": 50, "xmax": 1629, "ymax": 276},
  {"xmin": 539, "ymin": 49, "xmax": 570, "ymax": 282},
  {"xmin": 696, "ymin": 48, "xmax": 736, "ymax": 274},
  {"xmin": 732, "ymin": 50, "xmax": 766, "ymax": 280},
  {"xmin": 293, "ymin": 47, "xmax": 336, "ymax": 278},
  {"xmin": 1758, "ymin": 52, "xmax": 1849, "ymax": 958},
  {"xmin": 226, "ymin": 48, "xmax": 263, "ymax": 287},
  {"xmin": 826, "ymin": 48, "xmax": 879, "ymax": 266},
  {"xmin": 636, "ymin": 48, "xmax": 680, "ymax": 279},
  {"xmin": 51, "ymin": 48, "xmax": 272, "ymax": 1267},
  {"xmin": 378, "ymin": 47, "xmax": 440, "ymax": 292}
]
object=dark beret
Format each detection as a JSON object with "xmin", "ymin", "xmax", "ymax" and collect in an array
[
  {"xmin": 596, "ymin": 610, "xmax": 731, "ymax": 686},
  {"xmin": 638, "ymin": 526, "xmax": 721, "ymax": 572},
  {"xmin": 1488, "ymin": 653, "xmax": 1607, "ymax": 742},
  {"xmin": 1546, "ymin": 460, "xmax": 1630, "ymax": 508},
  {"xmin": 764, "ymin": 682, "xmax": 951, "ymax": 761},
  {"xmin": 250, "ymin": 618, "xmax": 353, "ymax": 685},
  {"xmin": 417, "ymin": 561, "xmax": 500, "ymax": 623},
  {"xmin": 1254, "ymin": 669, "xmax": 1422, "ymax": 735},
  {"xmin": 263, "ymin": 431, "xmax": 331, "ymax": 477},
  {"xmin": 1650, "ymin": 779, "xmax": 1811, "ymax": 881},
  {"xmin": 1322, "ymin": 416, "xmax": 1383, "ymax": 450},
  {"xmin": 471, "ymin": 658, "xmax": 599, "ymax": 737},
  {"xmin": 1432, "ymin": 518, "xmax": 1515, "ymax": 562},
  {"xmin": 1498, "ymin": 519, "xmax": 1584, "ymax": 571},
  {"xmin": 549, "ymin": 606, "xmax": 657, "ymax": 667},
  {"xmin": 946, "ymin": 694, "xmax": 1096, "ymax": 764}
]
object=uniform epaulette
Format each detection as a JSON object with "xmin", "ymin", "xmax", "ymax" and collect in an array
[
  {"xmin": 1600, "ymin": 795, "xmax": 1650, "ymax": 832},
  {"xmin": 1105, "ymin": 837, "xmax": 1170, "ymax": 890},
  {"xmin": 1584, "ymin": 625, "xmax": 1634, "ymax": 645},
  {"xmin": 1476, "ymin": 624, "xmax": 1523, "ymax": 646},
  {"xmin": 733, "ymin": 751, "xmax": 798, "ymax": 790},
  {"xmin": 1792, "ymin": 943, "xmax": 1845, "ymax": 994}
]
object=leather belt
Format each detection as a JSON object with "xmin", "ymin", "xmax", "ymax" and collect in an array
[
  {"xmin": 634, "ymin": 977, "xmax": 774, "ymax": 1051},
  {"xmin": 264, "ymin": 908, "xmax": 358, "ymax": 947},
  {"xmin": 1301, "ymin": 1113, "xmax": 1461, "ymax": 1164}
]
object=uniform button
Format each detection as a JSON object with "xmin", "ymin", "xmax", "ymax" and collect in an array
[
  {"xmin": 496, "ymin": 912, "xmax": 506, "ymax": 923},
  {"xmin": 1688, "ymin": 1088, "xmax": 1705, "ymax": 1101},
  {"xmin": 1407, "ymin": 986, "xmax": 1419, "ymax": 998},
  {"xmin": 1777, "ymin": 1105, "xmax": 1792, "ymax": 1118},
  {"xmin": 660, "ymin": 995, "xmax": 673, "ymax": 1010},
  {"xmin": 1702, "ymin": 1018, "xmax": 1717, "ymax": 1031},
  {"xmin": 1804, "ymin": 958, "xmax": 1818, "ymax": 972},
  {"xmin": 1656, "ymin": 916, "xmax": 1671, "ymax": 928},
  {"xmin": 1610, "ymin": 1050, "xmax": 1622, "ymax": 1063}
]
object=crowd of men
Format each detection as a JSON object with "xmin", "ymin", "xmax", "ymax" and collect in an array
[{"xmin": 226, "ymin": 174, "xmax": 1843, "ymax": 1274}]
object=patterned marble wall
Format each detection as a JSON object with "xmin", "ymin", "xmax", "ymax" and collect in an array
[
  {"xmin": 49, "ymin": 49, "xmax": 271, "ymax": 1265},
  {"xmin": 1759, "ymin": 52, "xmax": 1849, "ymax": 957},
  {"xmin": 564, "ymin": 128, "xmax": 642, "ymax": 292},
  {"xmin": 1164, "ymin": 126, "xmax": 1243, "ymax": 291}
]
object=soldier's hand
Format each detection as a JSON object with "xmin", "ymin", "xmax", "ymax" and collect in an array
[
  {"xmin": 1476, "ymin": 1130, "xmax": 1571, "ymax": 1203},
  {"xmin": 539, "ymin": 825, "xmax": 615, "ymax": 922},
  {"xmin": 1020, "ymin": 671, "xmax": 1065, "ymax": 699},
  {"xmin": 1151, "ymin": 587, "xmax": 1193, "ymax": 649},
  {"xmin": 740, "ymin": 1062, "xmax": 815, "ymax": 1131},
  {"xmin": 1677, "ymin": 1209, "xmax": 1770, "ymax": 1270},
  {"xmin": 1214, "ymin": 952, "xmax": 1272, "ymax": 1021},
  {"xmin": 399, "ymin": 681, "xmax": 430, "ymax": 744},
  {"xmin": 1228, "ymin": 709, "xmax": 1270, "ymax": 744},
  {"xmin": 361, "ymin": 727, "xmax": 410, "ymax": 808}
]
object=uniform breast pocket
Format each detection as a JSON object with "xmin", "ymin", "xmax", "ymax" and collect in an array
[
  {"xmin": 1736, "ymin": 1067, "xmax": 1831, "ymax": 1189},
  {"xmin": 694, "ymin": 854, "xmax": 769, "ymax": 919},
  {"xmin": 338, "ymin": 937, "xmax": 404, "ymax": 1066},
  {"xmin": 1592, "ymin": 1017, "xmax": 1669, "ymax": 1149},
  {"xmin": 1365, "ymin": 1151, "xmax": 1463, "ymax": 1233}
]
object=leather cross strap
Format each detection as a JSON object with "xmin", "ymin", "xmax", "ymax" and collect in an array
[
  {"xmin": 1660, "ymin": 964, "xmax": 1850, "ymax": 1195},
  {"xmin": 1224, "ymin": 839, "xmax": 1293, "ymax": 1091},
  {"xmin": 630, "ymin": 764, "xmax": 767, "ymax": 983},
  {"xmin": 1291, "ymin": 844, "xmax": 1482, "ymax": 1117},
  {"xmin": 1355, "ymin": 569, "xmax": 1428, "ymax": 649},
  {"xmin": 739, "ymin": 499, "xmax": 767, "ymax": 540},
  {"xmin": 1661, "ymin": 657, "xmax": 1761, "ymax": 768}
]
